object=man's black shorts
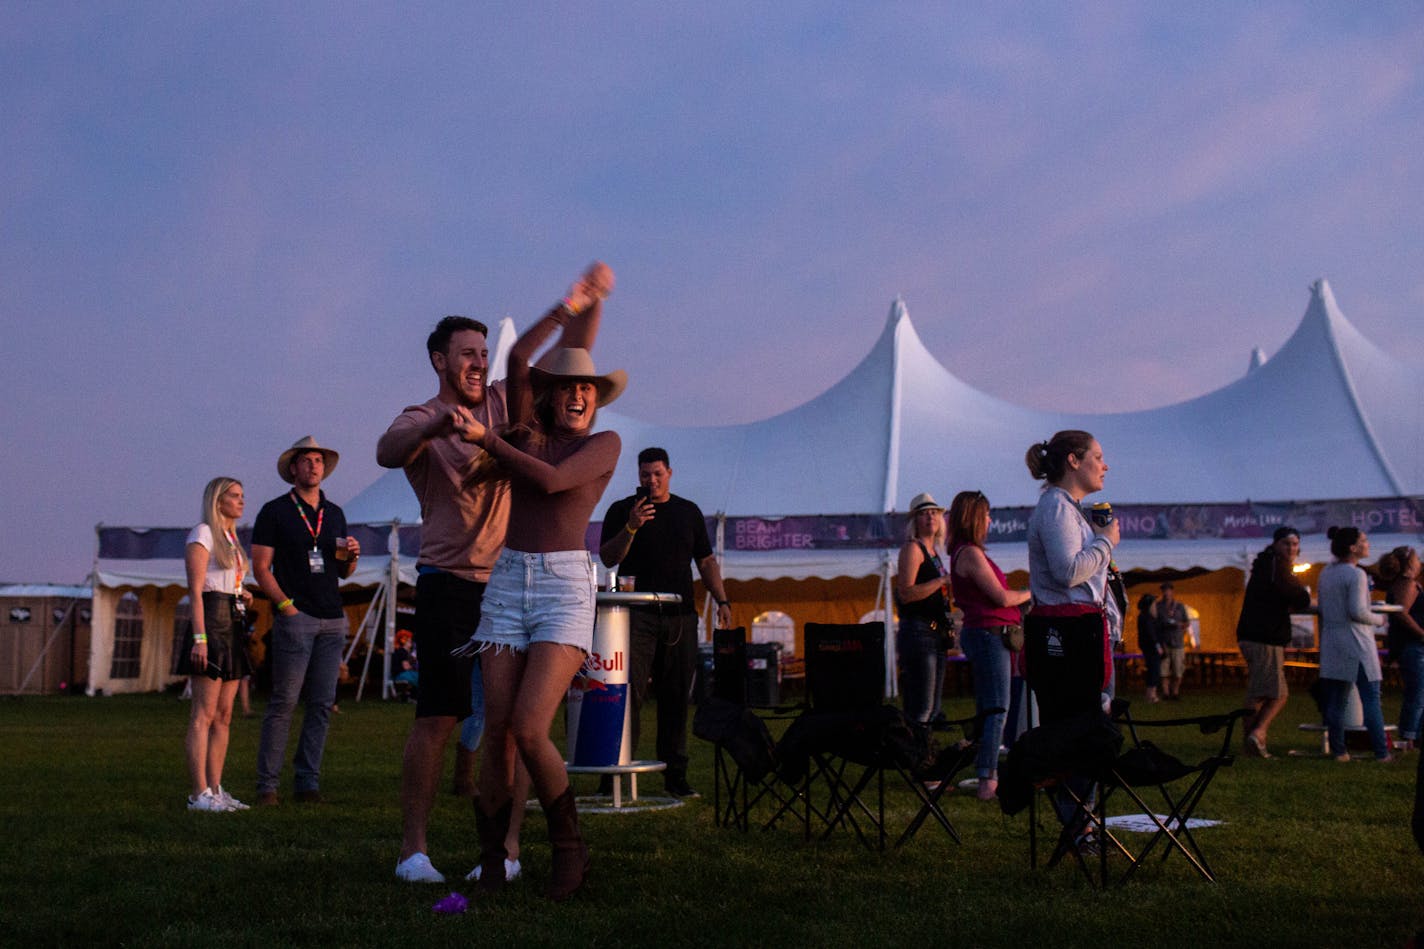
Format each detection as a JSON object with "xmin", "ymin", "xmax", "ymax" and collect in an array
[{"xmin": 413, "ymin": 570, "xmax": 484, "ymax": 719}]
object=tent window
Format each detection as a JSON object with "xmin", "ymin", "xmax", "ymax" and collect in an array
[
  {"xmin": 751, "ymin": 610, "xmax": 796, "ymax": 657},
  {"xmin": 109, "ymin": 592, "xmax": 143, "ymax": 680},
  {"xmin": 170, "ymin": 597, "xmax": 191, "ymax": 675}
]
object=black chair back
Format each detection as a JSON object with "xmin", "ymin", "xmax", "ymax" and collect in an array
[
  {"xmin": 804, "ymin": 622, "xmax": 885, "ymax": 713},
  {"xmin": 712, "ymin": 627, "xmax": 749, "ymax": 705}
]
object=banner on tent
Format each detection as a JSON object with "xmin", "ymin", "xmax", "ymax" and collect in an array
[
  {"xmin": 586, "ymin": 497, "xmax": 1422, "ymax": 555},
  {"xmin": 98, "ymin": 524, "xmax": 422, "ymax": 560}
]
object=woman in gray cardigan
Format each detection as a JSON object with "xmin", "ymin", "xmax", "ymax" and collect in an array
[{"xmin": 1317, "ymin": 526, "xmax": 1393, "ymax": 762}]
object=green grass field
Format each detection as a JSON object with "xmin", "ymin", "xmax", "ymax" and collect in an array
[{"xmin": 2, "ymin": 686, "xmax": 1421, "ymax": 948}]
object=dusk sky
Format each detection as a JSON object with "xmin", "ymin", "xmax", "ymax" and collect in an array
[{"xmin": 3, "ymin": 3, "xmax": 1422, "ymax": 583}]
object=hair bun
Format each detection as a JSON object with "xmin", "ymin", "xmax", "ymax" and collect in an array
[{"xmin": 1326, "ymin": 526, "xmax": 1339, "ymax": 540}]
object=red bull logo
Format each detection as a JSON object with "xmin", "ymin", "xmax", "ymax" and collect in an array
[{"xmin": 581, "ymin": 650, "xmax": 624, "ymax": 675}]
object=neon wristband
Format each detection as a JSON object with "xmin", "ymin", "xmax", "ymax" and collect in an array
[
  {"xmin": 276, "ymin": 598, "xmax": 294, "ymax": 611},
  {"xmin": 625, "ymin": 524, "xmax": 638, "ymax": 536},
  {"xmin": 192, "ymin": 635, "xmax": 207, "ymax": 645}
]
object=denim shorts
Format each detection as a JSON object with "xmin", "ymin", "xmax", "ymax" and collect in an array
[{"xmin": 473, "ymin": 548, "xmax": 597, "ymax": 653}]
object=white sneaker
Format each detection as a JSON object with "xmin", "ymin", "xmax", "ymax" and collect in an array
[
  {"xmin": 395, "ymin": 853, "xmax": 446, "ymax": 883},
  {"xmin": 214, "ymin": 786, "xmax": 249, "ymax": 811},
  {"xmin": 187, "ymin": 788, "xmax": 226, "ymax": 812},
  {"xmin": 465, "ymin": 858, "xmax": 521, "ymax": 882}
]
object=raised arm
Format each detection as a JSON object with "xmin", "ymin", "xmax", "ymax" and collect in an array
[{"xmin": 507, "ymin": 262, "xmax": 614, "ymax": 425}]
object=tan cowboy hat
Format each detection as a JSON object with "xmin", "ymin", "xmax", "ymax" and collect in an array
[
  {"xmin": 908, "ymin": 492, "xmax": 943, "ymax": 513},
  {"xmin": 277, "ymin": 436, "xmax": 340, "ymax": 484},
  {"xmin": 528, "ymin": 347, "xmax": 627, "ymax": 407}
]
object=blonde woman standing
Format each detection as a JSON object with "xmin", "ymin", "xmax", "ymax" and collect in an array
[
  {"xmin": 181, "ymin": 477, "xmax": 254, "ymax": 811},
  {"xmin": 896, "ymin": 493, "xmax": 953, "ymax": 741}
]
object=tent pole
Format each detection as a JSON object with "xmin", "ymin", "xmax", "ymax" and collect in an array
[
  {"xmin": 882, "ymin": 550, "xmax": 897, "ymax": 699},
  {"xmin": 351, "ymin": 580, "xmax": 384, "ymax": 702},
  {"xmin": 705, "ymin": 513, "xmax": 725, "ymax": 639},
  {"xmin": 384, "ymin": 522, "xmax": 399, "ymax": 699}
]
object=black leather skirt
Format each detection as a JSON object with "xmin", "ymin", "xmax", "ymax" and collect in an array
[{"xmin": 177, "ymin": 592, "xmax": 252, "ymax": 681}]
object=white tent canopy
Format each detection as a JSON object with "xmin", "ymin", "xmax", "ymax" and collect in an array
[
  {"xmin": 586, "ymin": 278, "xmax": 1421, "ymax": 517},
  {"xmin": 344, "ymin": 278, "xmax": 1422, "ymax": 575}
]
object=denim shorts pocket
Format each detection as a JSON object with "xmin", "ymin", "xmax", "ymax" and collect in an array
[{"xmin": 544, "ymin": 554, "xmax": 592, "ymax": 582}]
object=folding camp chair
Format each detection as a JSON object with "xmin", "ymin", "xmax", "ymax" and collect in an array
[
  {"xmin": 1097, "ymin": 700, "xmax": 1248, "ymax": 884},
  {"xmin": 1008, "ymin": 710, "xmax": 1123, "ymax": 886},
  {"xmin": 894, "ymin": 707, "xmax": 1004, "ymax": 848},
  {"xmin": 694, "ymin": 628, "xmax": 804, "ymax": 832},
  {"xmin": 771, "ymin": 622, "xmax": 936, "ymax": 850}
]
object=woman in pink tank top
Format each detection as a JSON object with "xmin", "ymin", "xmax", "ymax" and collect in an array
[{"xmin": 947, "ymin": 491, "xmax": 1031, "ymax": 801}]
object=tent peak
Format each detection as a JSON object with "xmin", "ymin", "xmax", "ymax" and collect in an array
[
  {"xmin": 1246, "ymin": 346, "xmax": 1266, "ymax": 373},
  {"xmin": 886, "ymin": 295, "xmax": 910, "ymax": 327}
]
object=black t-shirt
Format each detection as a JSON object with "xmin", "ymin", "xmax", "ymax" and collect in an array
[
  {"xmin": 601, "ymin": 493, "xmax": 713, "ymax": 615},
  {"xmin": 251, "ymin": 490, "xmax": 348, "ymax": 619}
]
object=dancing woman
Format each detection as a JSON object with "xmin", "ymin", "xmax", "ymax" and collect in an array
[{"xmin": 453, "ymin": 262, "xmax": 623, "ymax": 900}]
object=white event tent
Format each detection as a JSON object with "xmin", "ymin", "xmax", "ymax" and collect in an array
[{"xmin": 89, "ymin": 281, "xmax": 1422, "ymax": 693}]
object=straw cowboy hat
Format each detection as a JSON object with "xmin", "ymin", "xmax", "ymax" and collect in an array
[
  {"xmin": 528, "ymin": 347, "xmax": 627, "ymax": 407},
  {"xmin": 908, "ymin": 492, "xmax": 944, "ymax": 513},
  {"xmin": 277, "ymin": 436, "xmax": 340, "ymax": 484}
]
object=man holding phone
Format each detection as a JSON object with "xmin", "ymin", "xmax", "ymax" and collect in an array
[{"xmin": 600, "ymin": 447, "xmax": 732, "ymax": 798}]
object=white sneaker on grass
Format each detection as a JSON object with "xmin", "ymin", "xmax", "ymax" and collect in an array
[
  {"xmin": 214, "ymin": 786, "xmax": 249, "ymax": 811},
  {"xmin": 466, "ymin": 858, "xmax": 521, "ymax": 882},
  {"xmin": 395, "ymin": 853, "xmax": 446, "ymax": 883},
  {"xmin": 187, "ymin": 788, "xmax": 226, "ymax": 812}
]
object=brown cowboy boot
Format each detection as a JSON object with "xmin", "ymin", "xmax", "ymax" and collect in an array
[
  {"xmin": 472, "ymin": 796, "xmax": 512, "ymax": 892},
  {"xmin": 542, "ymin": 786, "xmax": 589, "ymax": 901},
  {"xmin": 453, "ymin": 745, "xmax": 476, "ymax": 797}
]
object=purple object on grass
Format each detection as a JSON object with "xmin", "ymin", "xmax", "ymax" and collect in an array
[{"xmin": 432, "ymin": 892, "xmax": 468, "ymax": 915}]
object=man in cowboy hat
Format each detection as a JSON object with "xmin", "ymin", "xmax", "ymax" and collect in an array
[
  {"xmin": 251, "ymin": 436, "xmax": 360, "ymax": 805},
  {"xmin": 380, "ymin": 263, "xmax": 612, "ymax": 884},
  {"xmin": 600, "ymin": 446, "xmax": 731, "ymax": 798}
]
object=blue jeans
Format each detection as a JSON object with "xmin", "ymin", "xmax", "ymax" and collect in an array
[
  {"xmin": 1324, "ymin": 664, "xmax": 1389, "ymax": 759},
  {"xmin": 959, "ymin": 626, "xmax": 1011, "ymax": 778},
  {"xmin": 458, "ymin": 656, "xmax": 486, "ymax": 752},
  {"xmin": 1397, "ymin": 641, "xmax": 1424, "ymax": 742},
  {"xmin": 897, "ymin": 618, "xmax": 946, "ymax": 728},
  {"xmin": 256, "ymin": 611, "xmax": 347, "ymax": 793}
]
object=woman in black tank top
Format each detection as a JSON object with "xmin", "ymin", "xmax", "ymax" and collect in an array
[{"xmin": 895, "ymin": 492, "xmax": 952, "ymax": 740}]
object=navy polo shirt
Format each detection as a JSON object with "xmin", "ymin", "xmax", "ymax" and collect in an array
[{"xmin": 251, "ymin": 489, "xmax": 348, "ymax": 619}]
